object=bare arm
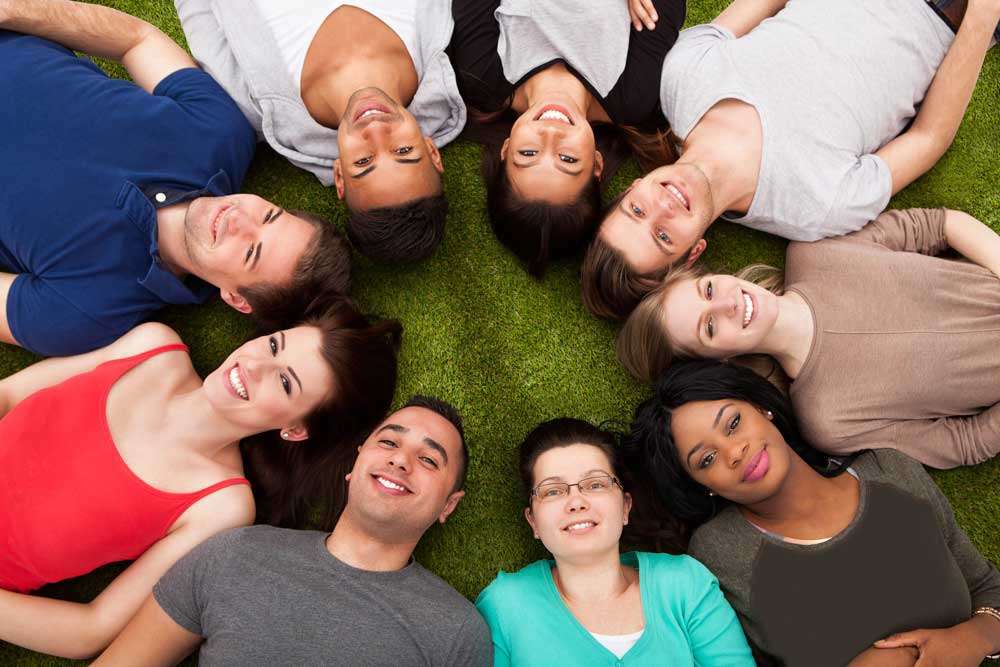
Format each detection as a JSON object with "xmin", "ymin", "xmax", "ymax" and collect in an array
[
  {"xmin": 875, "ymin": 0, "xmax": 999, "ymax": 195},
  {"xmin": 713, "ymin": 0, "xmax": 789, "ymax": 38},
  {"xmin": 846, "ymin": 646, "xmax": 918, "ymax": 667},
  {"xmin": 0, "ymin": 322, "xmax": 180, "ymax": 419},
  {"xmin": 0, "ymin": 489, "xmax": 252, "ymax": 659},
  {"xmin": 92, "ymin": 595, "xmax": 203, "ymax": 667},
  {"xmin": 0, "ymin": 0, "xmax": 195, "ymax": 92},
  {"xmin": 0, "ymin": 272, "xmax": 16, "ymax": 348},
  {"xmin": 944, "ymin": 209, "xmax": 1000, "ymax": 277}
]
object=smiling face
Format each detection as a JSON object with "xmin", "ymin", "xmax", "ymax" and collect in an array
[
  {"xmin": 333, "ymin": 88, "xmax": 444, "ymax": 211},
  {"xmin": 346, "ymin": 406, "xmax": 466, "ymax": 541},
  {"xmin": 203, "ymin": 326, "xmax": 334, "ymax": 437},
  {"xmin": 525, "ymin": 444, "xmax": 631, "ymax": 563},
  {"xmin": 661, "ymin": 274, "xmax": 779, "ymax": 359},
  {"xmin": 600, "ymin": 164, "xmax": 714, "ymax": 273},
  {"xmin": 669, "ymin": 399, "xmax": 793, "ymax": 506},
  {"xmin": 183, "ymin": 194, "xmax": 317, "ymax": 309},
  {"xmin": 502, "ymin": 96, "xmax": 602, "ymax": 205}
]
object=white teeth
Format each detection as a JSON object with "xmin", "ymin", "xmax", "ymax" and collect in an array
[
  {"xmin": 666, "ymin": 183, "xmax": 689, "ymax": 209},
  {"xmin": 377, "ymin": 476, "xmax": 406, "ymax": 492},
  {"xmin": 565, "ymin": 521, "xmax": 596, "ymax": 532},
  {"xmin": 539, "ymin": 109, "xmax": 571, "ymax": 123},
  {"xmin": 743, "ymin": 292, "xmax": 754, "ymax": 328},
  {"xmin": 360, "ymin": 108, "xmax": 383, "ymax": 119},
  {"xmin": 229, "ymin": 367, "xmax": 248, "ymax": 400}
]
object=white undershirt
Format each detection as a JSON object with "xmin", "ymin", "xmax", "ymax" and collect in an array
[
  {"xmin": 590, "ymin": 629, "xmax": 644, "ymax": 659},
  {"xmin": 249, "ymin": 0, "xmax": 423, "ymax": 94}
]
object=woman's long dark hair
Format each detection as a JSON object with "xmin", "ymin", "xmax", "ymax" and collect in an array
[
  {"xmin": 467, "ymin": 108, "xmax": 677, "ymax": 278},
  {"xmin": 518, "ymin": 417, "xmax": 686, "ymax": 554},
  {"xmin": 624, "ymin": 360, "xmax": 852, "ymax": 541},
  {"xmin": 240, "ymin": 296, "xmax": 402, "ymax": 530}
]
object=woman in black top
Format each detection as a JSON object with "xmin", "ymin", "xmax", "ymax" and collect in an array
[
  {"xmin": 448, "ymin": 0, "xmax": 684, "ymax": 276},
  {"xmin": 625, "ymin": 360, "xmax": 1000, "ymax": 667}
]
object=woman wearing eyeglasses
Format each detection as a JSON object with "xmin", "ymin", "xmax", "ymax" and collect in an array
[{"xmin": 474, "ymin": 417, "xmax": 754, "ymax": 666}]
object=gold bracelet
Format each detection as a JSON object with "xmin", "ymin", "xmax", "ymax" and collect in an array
[{"xmin": 974, "ymin": 607, "xmax": 1000, "ymax": 660}]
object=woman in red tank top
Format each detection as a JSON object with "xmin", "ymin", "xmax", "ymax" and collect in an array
[{"xmin": 0, "ymin": 298, "xmax": 401, "ymax": 659}]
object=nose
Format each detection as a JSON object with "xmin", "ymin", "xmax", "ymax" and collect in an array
[
  {"xmin": 240, "ymin": 355, "xmax": 264, "ymax": 382},
  {"xmin": 361, "ymin": 122, "xmax": 393, "ymax": 142},
  {"xmin": 226, "ymin": 208, "xmax": 255, "ymax": 241},
  {"xmin": 726, "ymin": 442, "xmax": 750, "ymax": 469},
  {"xmin": 565, "ymin": 486, "xmax": 590, "ymax": 512},
  {"xmin": 387, "ymin": 449, "xmax": 410, "ymax": 473}
]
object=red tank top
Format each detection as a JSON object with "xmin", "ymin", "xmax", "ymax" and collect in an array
[{"xmin": 0, "ymin": 344, "xmax": 249, "ymax": 592}]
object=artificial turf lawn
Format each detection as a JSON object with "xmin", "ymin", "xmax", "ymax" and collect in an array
[{"xmin": 1, "ymin": 1, "xmax": 998, "ymax": 663}]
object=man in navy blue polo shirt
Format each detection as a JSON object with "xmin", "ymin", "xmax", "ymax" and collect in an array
[{"xmin": 0, "ymin": 0, "xmax": 351, "ymax": 356}]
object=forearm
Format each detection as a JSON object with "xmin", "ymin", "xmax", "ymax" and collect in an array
[
  {"xmin": 910, "ymin": 8, "xmax": 996, "ymax": 152},
  {"xmin": 0, "ymin": 0, "xmax": 151, "ymax": 62},
  {"xmin": 847, "ymin": 646, "xmax": 918, "ymax": 666},
  {"xmin": 965, "ymin": 614, "xmax": 1000, "ymax": 658},
  {"xmin": 944, "ymin": 209, "xmax": 1000, "ymax": 276},
  {"xmin": 0, "ymin": 589, "xmax": 110, "ymax": 659}
]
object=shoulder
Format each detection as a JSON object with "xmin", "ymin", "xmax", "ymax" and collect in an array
[
  {"xmin": 854, "ymin": 449, "xmax": 936, "ymax": 500},
  {"xmin": 475, "ymin": 561, "xmax": 550, "ymax": 616},
  {"xmin": 637, "ymin": 551, "xmax": 720, "ymax": 599},
  {"xmin": 110, "ymin": 322, "xmax": 184, "ymax": 356},
  {"xmin": 180, "ymin": 481, "xmax": 255, "ymax": 535},
  {"xmin": 687, "ymin": 509, "xmax": 759, "ymax": 575}
]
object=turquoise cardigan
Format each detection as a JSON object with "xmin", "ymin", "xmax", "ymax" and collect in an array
[{"xmin": 475, "ymin": 551, "xmax": 754, "ymax": 666}]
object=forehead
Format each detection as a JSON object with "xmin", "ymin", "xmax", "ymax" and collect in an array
[
  {"xmin": 255, "ymin": 214, "xmax": 316, "ymax": 282},
  {"xmin": 346, "ymin": 160, "xmax": 441, "ymax": 210},
  {"xmin": 369, "ymin": 406, "xmax": 461, "ymax": 454},
  {"xmin": 670, "ymin": 399, "xmax": 736, "ymax": 451},
  {"xmin": 599, "ymin": 208, "xmax": 675, "ymax": 273},
  {"xmin": 533, "ymin": 443, "xmax": 613, "ymax": 482},
  {"xmin": 279, "ymin": 326, "xmax": 332, "ymax": 384},
  {"xmin": 662, "ymin": 278, "xmax": 702, "ymax": 345},
  {"xmin": 507, "ymin": 164, "xmax": 589, "ymax": 205}
]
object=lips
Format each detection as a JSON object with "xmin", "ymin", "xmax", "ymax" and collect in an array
[
  {"xmin": 562, "ymin": 519, "xmax": 598, "ymax": 533},
  {"xmin": 742, "ymin": 290, "xmax": 756, "ymax": 328},
  {"xmin": 211, "ymin": 205, "xmax": 231, "ymax": 247},
  {"xmin": 661, "ymin": 181, "xmax": 690, "ymax": 211},
  {"xmin": 371, "ymin": 473, "xmax": 412, "ymax": 496},
  {"xmin": 742, "ymin": 447, "xmax": 770, "ymax": 483},
  {"xmin": 534, "ymin": 104, "xmax": 574, "ymax": 125},
  {"xmin": 225, "ymin": 363, "xmax": 249, "ymax": 401},
  {"xmin": 353, "ymin": 102, "xmax": 392, "ymax": 123}
]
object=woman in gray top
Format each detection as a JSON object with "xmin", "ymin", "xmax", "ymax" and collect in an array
[
  {"xmin": 449, "ymin": 0, "xmax": 685, "ymax": 276},
  {"xmin": 625, "ymin": 360, "xmax": 1000, "ymax": 667},
  {"xmin": 582, "ymin": 0, "xmax": 1000, "ymax": 320}
]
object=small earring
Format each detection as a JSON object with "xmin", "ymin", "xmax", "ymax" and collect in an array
[
  {"xmin": 707, "ymin": 491, "xmax": 715, "ymax": 497},
  {"xmin": 280, "ymin": 430, "xmax": 290, "ymax": 440},
  {"xmin": 765, "ymin": 410, "xmax": 773, "ymax": 420}
]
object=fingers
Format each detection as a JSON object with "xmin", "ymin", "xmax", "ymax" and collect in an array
[
  {"xmin": 874, "ymin": 631, "xmax": 925, "ymax": 649},
  {"xmin": 629, "ymin": 0, "xmax": 658, "ymax": 31}
]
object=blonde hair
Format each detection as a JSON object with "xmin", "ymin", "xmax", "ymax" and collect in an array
[{"xmin": 616, "ymin": 263, "xmax": 791, "ymax": 391}]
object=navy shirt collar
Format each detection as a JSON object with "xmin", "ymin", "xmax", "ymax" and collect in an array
[{"xmin": 120, "ymin": 170, "xmax": 233, "ymax": 305}]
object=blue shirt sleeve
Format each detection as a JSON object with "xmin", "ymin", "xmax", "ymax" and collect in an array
[
  {"xmin": 679, "ymin": 556, "xmax": 756, "ymax": 666},
  {"xmin": 7, "ymin": 274, "xmax": 122, "ymax": 356},
  {"xmin": 152, "ymin": 68, "xmax": 257, "ymax": 192}
]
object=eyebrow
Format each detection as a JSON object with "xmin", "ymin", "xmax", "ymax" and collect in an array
[
  {"xmin": 423, "ymin": 437, "xmax": 449, "ymax": 465},
  {"xmin": 352, "ymin": 165, "xmax": 376, "ymax": 179},
  {"xmin": 396, "ymin": 157, "xmax": 422, "ymax": 165},
  {"xmin": 536, "ymin": 469, "xmax": 609, "ymax": 485},
  {"xmin": 287, "ymin": 366, "xmax": 302, "ymax": 393},
  {"xmin": 512, "ymin": 160, "xmax": 583, "ymax": 176},
  {"xmin": 279, "ymin": 331, "xmax": 285, "ymax": 350}
]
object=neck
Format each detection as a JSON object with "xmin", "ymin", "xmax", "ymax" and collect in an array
[
  {"xmin": 552, "ymin": 549, "xmax": 628, "ymax": 604},
  {"xmin": 677, "ymin": 141, "xmax": 756, "ymax": 219},
  {"xmin": 158, "ymin": 386, "xmax": 252, "ymax": 461},
  {"xmin": 155, "ymin": 202, "xmax": 194, "ymax": 278},
  {"xmin": 757, "ymin": 291, "xmax": 814, "ymax": 379},
  {"xmin": 325, "ymin": 510, "xmax": 418, "ymax": 572},
  {"xmin": 514, "ymin": 66, "xmax": 594, "ymax": 117},
  {"xmin": 742, "ymin": 455, "xmax": 839, "ymax": 526}
]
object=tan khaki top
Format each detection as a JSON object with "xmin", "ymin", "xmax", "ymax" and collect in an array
[{"xmin": 786, "ymin": 208, "xmax": 1000, "ymax": 468}]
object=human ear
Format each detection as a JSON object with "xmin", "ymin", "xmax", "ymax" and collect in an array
[
  {"xmin": 523, "ymin": 506, "xmax": 539, "ymax": 539},
  {"xmin": 593, "ymin": 150, "xmax": 605, "ymax": 180},
  {"xmin": 500, "ymin": 138, "xmax": 510, "ymax": 162},
  {"xmin": 220, "ymin": 289, "xmax": 252, "ymax": 314},
  {"xmin": 333, "ymin": 159, "xmax": 345, "ymax": 199},
  {"xmin": 685, "ymin": 238, "xmax": 708, "ymax": 266},
  {"xmin": 424, "ymin": 137, "xmax": 444, "ymax": 174},
  {"xmin": 622, "ymin": 491, "xmax": 633, "ymax": 525},
  {"xmin": 279, "ymin": 424, "xmax": 309, "ymax": 442},
  {"xmin": 437, "ymin": 490, "xmax": 465, "ymax": 524}
]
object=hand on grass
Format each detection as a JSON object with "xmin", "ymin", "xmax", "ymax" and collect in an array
[
  {"xmin": 874, "ymin": 623, "xmax": 990, "ymax": 667},
  {"xmin": 629, "ymin": 0, "xmax": 658, "ymax": 31}
]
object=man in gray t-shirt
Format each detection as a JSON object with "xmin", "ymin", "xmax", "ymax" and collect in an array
[{"xmin": 94, "ymin": 397, "xmax": 492, "ymax": 667}]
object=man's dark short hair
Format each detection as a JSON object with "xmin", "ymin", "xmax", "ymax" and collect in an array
[
  {"xmin": 240, "ymin": 209, "xmax": 352, "ymax": 331},
  {"xmin": 346, "ymin": 194, "xmax": 448, "ymax": 264},
  {"xmin": 403, "ymin": 394, "xmax": 469, "ymax": 491}
]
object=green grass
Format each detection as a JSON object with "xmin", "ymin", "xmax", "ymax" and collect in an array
[{"xmin": 2, "ymin": 1, "xmax": 999, "ymax": 663}]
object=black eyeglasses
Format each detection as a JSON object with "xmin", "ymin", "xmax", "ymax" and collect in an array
[{"xmin": 531, "ymin": 474, "xmax": 621, "ymax": 502}]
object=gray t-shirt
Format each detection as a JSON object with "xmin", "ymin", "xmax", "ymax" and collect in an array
[
  {"xmin": 154, "ymin": 526, "xmax": 492, "ymax": 667},
  {"xmin": 495, "ymin": 0, "xmax": 631, "ymax": 97},
  {"xmin": 660, "ymin": 0, "xmax": 953, "ymax": 241}
]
